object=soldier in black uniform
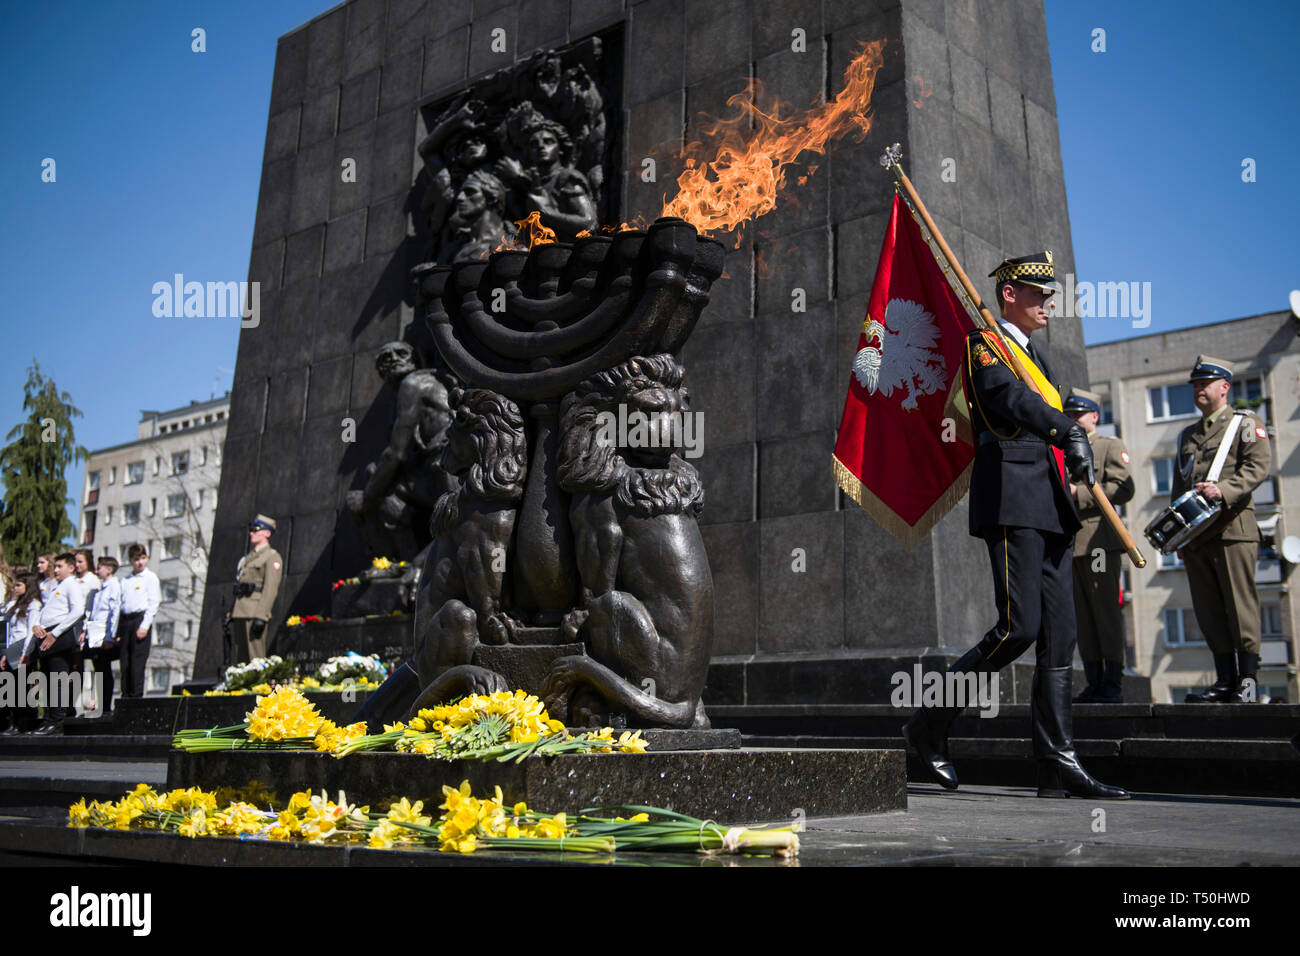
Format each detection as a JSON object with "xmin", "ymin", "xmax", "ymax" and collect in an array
[{"xmin": 903, "ymin": 251, "xmax": 1129, "ymax": 800}]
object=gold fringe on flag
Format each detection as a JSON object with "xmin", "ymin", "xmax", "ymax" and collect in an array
[{"xmin": 831, "ymin": 453, "xmax": 973, "ymax": 550}]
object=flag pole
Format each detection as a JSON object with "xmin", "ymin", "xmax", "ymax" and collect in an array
[{"xmin": 878, "ymin": 144, "xmax": 1146, "ymax": 569}]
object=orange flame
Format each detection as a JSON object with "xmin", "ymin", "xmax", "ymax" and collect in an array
[
  {"xmin": 661, "ymin": 40, "xmax": 886, "ymax": 244},
  {"xmin": 513, "ymin": 210, "xmax": 557, "ymax": 246}
]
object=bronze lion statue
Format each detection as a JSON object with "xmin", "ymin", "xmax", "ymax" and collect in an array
[
  {"xmin": 544, "ymin": 354, "xmax": 714, "ymax": 728},
  {"xmin": 410, "ymin": 386, "xmax": 527, "ymax": 709}
]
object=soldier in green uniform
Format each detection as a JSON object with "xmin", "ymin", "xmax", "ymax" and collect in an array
[
  {"xmin": 1064, "ymin": 388, "xmax": 1135, "ymax": 702},
  {"xmin": 1173, "ymin": 357, "xmax": 1271, "ymax": 703},
  {"xmin": 231, "ymin": 514, "xmax": 283, "ymax": 663}
]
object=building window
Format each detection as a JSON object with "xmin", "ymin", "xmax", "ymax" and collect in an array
[
  {"xmin": 105, "ymin": 505, "xmax": 113, "ymax": 524},
  {"xmin": 163, "ymin": 535, "xmax": 182, "ymax": 560},
  {"xmin": 196, "ymin": 489, "xmax": 204, "ymax": 510},
  {"xmin": 154, "ymin": 622, "xmax": 174, "ymax": 647},
  {"xmin": 123, "ymin": 502, "xmax": 140, "ymax": 525},
  {"xmin": 1158, "ymin": 550, "xmax": 1184, "ymax": 571},
  {"xmin": 82, "ymin": 510, "xmax": 96, "ymax": 546},
  {"xmin": 109, "ymin": 466, "xmax": 117, "ymax": 485},
  {"xmin": 1147, "ymin": 383, "xmax": 1197, "ymax": 422},
  {"xmin": 1261, "ymin": 603, "xmax": 1283, "ymax": 639},
  {"xmin": 1163, "ymin": 607, "xmax": 1204, "ymax": 647},
  {"xmin": 1099, "ymin": 401, "xmax": 1114, "ymax": 426},
  {"xmin": 119, "ymin": 543, "xmax": 137, "ymax": 564},
  {"xmin": 172, "ymin": 451, "xmax": 189, "ymax": 475},
  {"xmin": 1152, "ymin": 457, "xmax": 1175, "ymax": 495},
  {"xmin": 199, "ymin": 446, "xmax": 208, "ymax": 466},
  {"xmin": 216, "ymin": 411, "xmax": 225, "ymax": 420},
  {"xmin": 166, "ymin": 493, "xmax": 186, "ymax": 517},
  {"xmin": 148, "ymin": 668, "xmax": 170, "ymax": 693},
  {"xmin": 161, "ymin": 578, "xmax": 179, "ymax": 603},
  {"xmin": 126, "ymin": 461, "xmax": 144, "ymax": 485},
  {"xmin": 186, "ymin": 620, "xmax": 194, "ymax": 642},
  {"xmin": 1230, "ymin": 373, "xmax": 1267, "ymax": 421},
  {"xmin": 148, "ymin": 497, "xmax": 157, "ymax": 517}
]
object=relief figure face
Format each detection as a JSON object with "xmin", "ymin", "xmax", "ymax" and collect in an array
[
  {"xmin": 455, "ymin": 181, "xmax": 488, "ymax": 220},
  {"xmin": 528, "ymin": 129, "xmax": 561, "ymax": 167},
  {"xmin": 456, "ymin": 136, "xmax": 487, "ymax": 167},
  {"xmin": 376, "ymin": 344, "xmax": 416, "ymax": 383}
]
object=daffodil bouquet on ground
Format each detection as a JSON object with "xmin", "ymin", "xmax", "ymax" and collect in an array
[
  {"xmin": 172, "ymin": 685, "xmax": 644, "ymax": 760},
  {"xmin": 173, "ymin": 685, "xmax": 370, "ymax": 755},
  {"xmin": 332, "ymin": 689, "xmax": 649, "ymax": 762},
  {"xmin": 67, "ymin": 781, "xmax": 800, "ymax": 857}
]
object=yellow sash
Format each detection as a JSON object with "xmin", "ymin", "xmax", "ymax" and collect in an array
[{"xmin": 988, "ymin": 332, "xmax": 1063, "ymax": 411}]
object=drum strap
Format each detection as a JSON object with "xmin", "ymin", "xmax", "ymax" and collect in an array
[{"xmin": 1205, "ymin": 414, "xmax": 1243, "ymax": 483}]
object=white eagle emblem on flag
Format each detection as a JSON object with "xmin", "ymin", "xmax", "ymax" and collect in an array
[{"xmin": 852, "ymin": 298, "xmax": 947, "ymax": 410}]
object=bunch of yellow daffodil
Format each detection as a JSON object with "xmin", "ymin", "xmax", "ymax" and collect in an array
[
  {"xmin": 68, "ymin": 781, "xmax": 799, "ymax": 857},
  {"xmin": 335, "ymin": 690, "xmax": 648, "ymax": 762},
  {"xmin": 175, "ymin": 687, "xmax": 372, "ymax": 755}
]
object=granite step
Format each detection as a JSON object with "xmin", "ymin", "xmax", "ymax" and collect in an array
[
  {"xmin": 0, "ymin": 734, "xmax": 172, "ymax": 761},
  {"xmin": 740, "ymin": 734, "xmax": 1300, "ymax": 798},
  {"xmin": 0, "ymin": 759, "xmax": 167, "ymax": 810},
  {"xmin": 710, "ymin": 703, "xmax": 1300, "ymax": 741}
]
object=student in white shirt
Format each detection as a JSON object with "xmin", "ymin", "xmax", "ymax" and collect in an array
[
  {"xmin": 29, "ymin": 553, "xmax": 86, "ymax": 733},
  {"xmin": 36, "ymin": 552, "xmax": 57, "ymax": 601},
  {"xmin": 75, "ymin": 549, "xmax": 100, "ymax": 603},
  {"xmin": 79, "ymin": 556, "xmax": 123, "ymax": 717},
  {"xmin": 118, "ymin": 544, "xmax": 161, "ymax": 699},
  {"xmin": 1, "ymin": 573, "xmax": 44, "ymax": 734}
]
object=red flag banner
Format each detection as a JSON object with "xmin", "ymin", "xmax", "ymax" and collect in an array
[{"xmin": 831, "ymin": 191, "xmax": 982, "ymax": 547}]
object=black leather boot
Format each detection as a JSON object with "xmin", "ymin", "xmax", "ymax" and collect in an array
[
  {"xmin": 901, "ymin": 648, "xmax": 991, "ymax": 791},
  {"xmin": 1230, "ymin": 651, "xmax": 1259, "ymax": 703},
  {"xmin": 1185, "ymin": 653, "xmax": 1237, "ymax": 703},
  {"xmin": 1034, "ymin": 665, "xmax": 1129, "ymax": 799},
  {"xmin": 1093, "ymin": 660, "xmax": 1124, "ymax": 703},
  {"xmin": 1073, "ymin": 661, "xmax": 1103, "ymax": 703}
]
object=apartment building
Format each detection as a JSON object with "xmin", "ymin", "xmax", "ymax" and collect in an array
[
  {"xmin": 77, "ymin": 394, "xmax": 229, "ymax": 696},
  {"xmin": 1086, "ymin": 310, "xmax": 1298, "ymax": 703}
]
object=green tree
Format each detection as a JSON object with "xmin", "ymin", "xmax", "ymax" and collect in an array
[{"xmin": 0, "ymin": 361, "xmax": 88, "ymax": 563}]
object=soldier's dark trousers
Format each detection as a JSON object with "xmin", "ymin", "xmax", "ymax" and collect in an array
[
  {"xmin": 966, "ymin": 527, "xmax": 1078, "ymax": 765},
  {"xmin": 117, "ymin": 612, "xmax": 151, "ymax": 697},
  {"xmin": 1072, "ymin": 554, "xmax": 1124, "ymax": 663},
  {"xmin": 1183, "ymin": 540, "xmax": 1260, "ymax": 656},
  {"xmin": 230, "ymin": 619, "xmax": 267, "ymax": 663},
  {"xmin": 974, "ymin": 527, "xmax": 1076, "ymax": 670}
]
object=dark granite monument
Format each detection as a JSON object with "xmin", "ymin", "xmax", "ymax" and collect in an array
[{"xmin": 198, "ymin": 0, "xmax": 1086, "ymax": 711}]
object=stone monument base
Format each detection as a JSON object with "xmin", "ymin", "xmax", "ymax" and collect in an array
[{"xmin": 167, "ymin": 747, "xmax": 906, "ymax": 821}]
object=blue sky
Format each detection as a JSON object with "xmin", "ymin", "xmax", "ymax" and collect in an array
[{"xmin": 1, "ymin": 0, "xmax": 1296, "ymax": 539}]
